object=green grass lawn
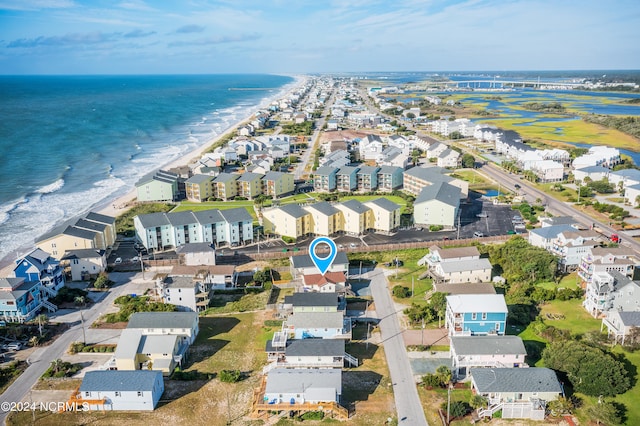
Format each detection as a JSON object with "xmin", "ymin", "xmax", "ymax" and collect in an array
[
  {"xmin": 536, "ymin": 272, "xmax": 581, "ymax": 290},
  {"xmin": 172, "ymin": 200, "xmax": 258, "ymax": 220}
]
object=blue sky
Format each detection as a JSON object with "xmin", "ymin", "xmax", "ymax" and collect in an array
[{"xmin": 1, "ymin": 0, "xmax": 639, "ymax": 74}]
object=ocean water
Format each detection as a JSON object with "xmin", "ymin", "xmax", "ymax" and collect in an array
[{"xmin": 0, "ymin": 74, "xmax": 295, "ymax": 264}]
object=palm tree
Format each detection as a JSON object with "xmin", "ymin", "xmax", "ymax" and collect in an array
[
  {"xmin": 29, "ymin": 336, "xmax": 39, "ymax": 348},
  {"xmin": 74, "ymin": 296, "xmax": 86, "ymax": 307},
  {"xmin": 49, "ymin": 359, "xmax": 64, "ymax": 375}
]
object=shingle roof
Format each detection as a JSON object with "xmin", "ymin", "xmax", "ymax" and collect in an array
[
  {"xmin": 337, "ymin": 166, "xmax": 359, "ymax": 176},
  {"xmin": 74, "ymin": 218, "xmax": 107, "ymax": 232},
  {"xmin": 175, "ymin": 243, "xmax": 215, "ymax": 254},
  {"xmin": 356, "ymin": 165, "xmax": 380, "ymax": 175},
  {"xmin": 278, "ymin": 204, "xmax": 309, "ymax": 219},
  {"xmin": 127, "ymin": 312, "xmax": 197, "ymax": 330},
  {"xmin": 80, "ymin": 370, "xmax": 162, "ymax": 392},
  {"xmin": 213, "ymin": 173, "xmax": 239, "ymax": 183},
  {"xmin": 218, "ymin": 207, "xmax": 253, "ymax": 223},
  {"xmin": 61, "ymin": 249, "xmax": 104, "ymax": 259},
  {"xmin": 167, "ymin": 211, "xmax": 197, "ymax": 227},
  {"xmin": 415, "ymin": 181, "xmax": 460, "ymax": 206},
  {"xmin": 192, "ymin": 209, "xmax": 224, "ymax": 224},
  {"xmin": 618, "ymin": 311, "xmax": 640, "ymax": 327},
  {"xmin": 285, "ymin": 292, "xmax": 339, "ymax": 307},
  {"xmin": 136, "ymin": 212, "xmax": 171, "ymax": 229},
  {"xmin": 470, "ymin": 367, "xmax": 561, "ymax": 393},
  {"xmin": 365, "ymin": 197, "xmax": 401, "ymax": 212},
  {"xmin": 286, "ymin": 339, "xmax": 344, "ymax": 357},
  {"xmin": 237, "ymin": 172, "xmax": 263, "ymax": 182},
  {"xmin": 451, "ymin": 336, "xmax": 526, "ymax": 356},
  {"xmin": 302, "ymin": 272, "xmax": 347, "ymax": 286},
  {"xmin": 337, "ymin": 199, "xmax": 370, "ymax": 214},
  {"xmin": 303, "ymin": 201, "xmax": 339, "ymax": 217},
  {"xmin": 529, "ymin": 224, "xmax": 575, "ymax": 240},
  {"xmin": 378, "ymin": 165, "xmax": 402, "ymax": 175},
  {"xmin": 263, "ymin": 171, "xmax": 287, "ymax": 181},
  {"xmin": 84, "ymin": 212, "xmax": 115, "ymax": 225},
  {"xmin": 315, "ymin": 166, "xmax": 338, "ymax": 176},
  {"xmin": 61, "ymin": 226, "xmax": 99, "ymax": 240},
  {"xmin": 291, "ymin": 252, "xmax": 348, "ymax": 268},
  {"xmin": 185, "ymin": 174, "xmax": 213, "ymax": 184}
]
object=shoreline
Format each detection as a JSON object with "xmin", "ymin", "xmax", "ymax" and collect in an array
[{"xmin": 0, "ymin": 75, "xmax": 308, "ymax": 269}]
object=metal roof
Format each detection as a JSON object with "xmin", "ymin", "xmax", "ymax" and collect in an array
[
  {"xmin": 288, "ymin": 311, "xmax": 344, "ymax": 328},
  {"xmin": 80, "ymin": 370, "xmax": 162, "ymax": 392},
  {"xmin": 446, "ymin": 294, "xmax": 508, "ymax": 313},
  {"xmin": 265, "ymin": 368, "xmax": 341, "ymax": 395},
  {"xmin": 127, "ymin": 312, "xmax": 197, "ymax": 330}
]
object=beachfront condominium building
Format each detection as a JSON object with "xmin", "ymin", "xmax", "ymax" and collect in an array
[
  {"xmin": 403, "ymin": 166, "xmax": 468, "ymax": 197},
  {"xmin": 377, "ymin": 166, "xmax": 404, "ymax": 192},
  {"xmin": 334, "ymin": 200, "xmax": 373, "ymax": 236},
  {"xmin": 212, "ymin": 173, "xmax": 239, "ymax": 201},
  {"xmin": 184, "ymin": 174, "xmax": 214, "ymax": 202},
  {"xmin": 134, "ymin": 207, "xmax": 253, "ymax": 250},
  {"xmin": 303, "ymin": 201, "xmax": 342, "ymax": 236},
  {"xmin": 336, "ymin": 166, "xmax": 359, "ymax": 192},
  {"xmin": 262, "ymin": 171, "xmax": 294, "ymax": 198},
  {"xmin": 262, "ymin": 204, "xmax": 312, "ymax": 240},
  {"xmin": 236, "ymin": 172, "xmax": 264, "ymax": 200},
  {"xmin": 364, "ymin": 198, "xmax": 401, "ymax": 233},
  {"xmin": 36, "ymin": 212, "xmax": 116, "ymax": 258},
  {"xmin": 136, "ymin": 169, "xmax": 179, "ymax": 202},
  {"xmin": 314, "ymin": 166, "xmax": 338, "ymax": 192},
  {"xmin": 356, "ymin": 166, "xmax": 380, "ymax": 192},
  {"xmin": 413, "ymin": 181, "xmax": 461, "ymax": 228}
]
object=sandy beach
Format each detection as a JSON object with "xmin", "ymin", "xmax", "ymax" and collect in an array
[{"xmin": 95, "ymin": 75, "xmax": 307, "ymax": 219}]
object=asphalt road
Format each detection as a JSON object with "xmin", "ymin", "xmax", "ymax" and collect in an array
[
  {"xmin": 0, "ymin": 272, "xmax": 138, "ymax": 425},
  {"xmin": 367, "ymin": 268, "xmax": 428, "ymax": 426},
  {"xmin": 479, "ymin": 163, "xmax": 640, "ymax": 255}
]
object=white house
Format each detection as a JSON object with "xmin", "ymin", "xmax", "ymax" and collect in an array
[
  {"xmin": 264, "ymin": 368, "xmax": 342, "ymax": 405},
  {"xmin": 549, "ymin": 229, "xmax": 601, "ymax": 272},
  {"xmin": 437, "ymin": 148, "xmax": 461, "ymax": 169},
  {"xmin": 450, "ymin": 336, "xmax": 527, "ymax": 380},
  {"xmin": 419, "ymin": 245, "xmax": 492, "ymax": 284},
  {"xmin": 127, "ymin": 311, "xmax": 199, "ymax": 345},
  {"xmin": 284, "ymin": 311, "xmax": 351, "ymax": 340},
  {"xmin": 290, "ymin": 252, "xmax": 349, "ymax": 278},
  {"xmin": 175, "ymin": 242, "xmax": 216, "ymax": 266},
  {"xmin": 78, "ymin": 370, "xmax": 164, "ymax": 411},
  {"xmin": 573, "ymin": 165, "xmax": 610, "ymax": 183},
  {"xmin": 583, "ymin": 271, "xmax": 640, "ymax": 318},
  {"xmin": 61, "ymin": 249, "xmax": 107, "ymax": 281},
  {"xmin": 602, "ymin": 311, "xmax": 640, "ymax": 344}
]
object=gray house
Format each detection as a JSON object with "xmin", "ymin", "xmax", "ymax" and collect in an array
[
  {"xmin": 470, "ymin": 367, "xmax": 562, "ymax": 420},
  {"xmin": 450, "ymin": 336, "xmax": 527, "ymax": 380}
]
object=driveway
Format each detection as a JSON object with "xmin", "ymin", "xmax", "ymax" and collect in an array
[{"xmin": 367, "ymin": 268, "xmax": 428, "ymax": 425}]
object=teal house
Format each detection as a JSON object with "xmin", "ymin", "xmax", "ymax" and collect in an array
[{"xmin": 445, "ymin": 294, "xmax": 508, "ymax": 336}]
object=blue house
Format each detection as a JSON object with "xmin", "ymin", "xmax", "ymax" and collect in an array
[
  {"xmin": 0, "ymin": 277, "xmax": 49, "ymax": 323},
  {"xmin": 13, "ymin": 248, "xmax": 65, "ymax": 298},
  {"xmin": 314, "ymin": 166, "xmax": 338, "ymax": 192},
  {"xmin": 377, "ymin": 166, "xmax": 404, "ymax": 191},
  {"xmin": 336, "ymin": 166, "xmax": 359, "ymax": 192},
  {"xmin": 445, "ymin": 294, "xmax": 508, "ymax": 336}
]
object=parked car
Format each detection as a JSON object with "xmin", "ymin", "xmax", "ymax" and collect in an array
[
  {"xmin": 131, "ymin": 256, "xmax": 140, "ymax": 262},
  {"xmin": 386, "ymin": 259, "xmax": 404, "ymax": 267},
  {"xmin": 6, "ymin": 342, "xmax": 22, "ymax": 351},
  {"xmin": 476, "ymin": 213, "xmax": 488, "ymax": 218},
  {"xmin": 473, "ymin": 231, "xmax": 484, "ymax": 238},
  {"xmin": 114, "ymin": 257, "xmax": 122, "ymax": 264},
  {"xmin": 349, "ymin": 243, "xmax": 358, "ymax": 248}
]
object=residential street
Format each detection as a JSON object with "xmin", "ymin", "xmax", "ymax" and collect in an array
[
  {"xmin": 367, "ymin": 268, "xmax": 428, "ymax": 425},
  {"xmin": 0, "ymin": 272, "xmax": 142, "ymax": 425}
]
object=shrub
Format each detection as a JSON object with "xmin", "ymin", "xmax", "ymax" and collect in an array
[
  {"xmin": 429, "ymin": 225, "xmax": 443, "ymax": 232},
  {"xmin": 68, "ymin": 341, "xmax": 85, "ymax": 354},
  {"xmin": 422, "ymin": 373, "xmax": 441, "ymax": 388},
  {"xmin": 219, "ymin": 369, "xmax": 241, "ymax": 383},
  {"xmin": 300, "ymin": 411, "xmax": 324, "ymax": 420},
  {"xmin": 392, "ymin": 285, "xmax": 411, "ymax": 298},
  {"xmin": 264, "ymin": 320, "xmax": 283, "ymax": 327}
]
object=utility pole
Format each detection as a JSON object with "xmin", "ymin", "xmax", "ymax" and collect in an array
[
  {"xmin": 447, "ymin": 382, "xmax": 452, "ymax": 424},
  {"xmin": 412, "ymin": 276, "xmax": 415, "ymax": 297},
  {"xmin": 140, "ymin": 256, "xmax": 145, "ymax": 280},
  {"xmin": 421, "ymin": 317, "xmax": 425, "ymax": 346},
  {"xmin": 80, "ymin": 311, "xmax": 86, "ymax": 344}
]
